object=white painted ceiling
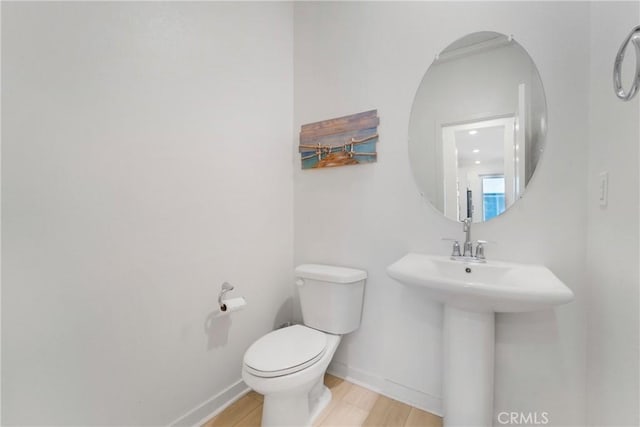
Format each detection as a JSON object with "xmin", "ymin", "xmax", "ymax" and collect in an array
[{"xmin": 455, "ymin": 125, "xmax": 505, "ymax": 167}]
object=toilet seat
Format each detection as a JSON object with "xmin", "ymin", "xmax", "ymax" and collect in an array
[{"xmin": 244, "ymin": 325, "xmax": 327, "ymax": 378}]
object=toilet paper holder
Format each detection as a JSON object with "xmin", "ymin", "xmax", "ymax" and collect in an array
[{"xmin": 218, "ymin": 282, "xmax": 234, "ymax": 311}]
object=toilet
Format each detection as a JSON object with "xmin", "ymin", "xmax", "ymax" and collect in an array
[{"xmin": 242, "ymin": 264, "xmax": 367, "ymax": 427}]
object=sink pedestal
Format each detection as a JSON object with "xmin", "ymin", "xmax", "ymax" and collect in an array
[
  {"xmin": 386, "ymin": 253, "xmax": 575, "ymax": 427},
  {"xmin": 443, "ymin": 306, "xmax": 494, "ymax": 427}
]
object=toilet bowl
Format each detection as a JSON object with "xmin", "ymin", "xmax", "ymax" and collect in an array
[
  {"xmin": 241, "ymin": 264, "xmax": 366, "ymax": 427},
  {"xmin": 242, "ymin": 325, "xmax": 341, "ymax": 427}
]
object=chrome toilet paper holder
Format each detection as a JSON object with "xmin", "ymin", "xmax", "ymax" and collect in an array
[{"xmin": 218, "ymin": 282, "xmax": 234, "ymax": 311}]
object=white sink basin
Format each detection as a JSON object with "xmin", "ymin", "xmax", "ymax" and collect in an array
[{"xmin": 387, "ymin": 253, "xmax": 574, "ymax": 312}]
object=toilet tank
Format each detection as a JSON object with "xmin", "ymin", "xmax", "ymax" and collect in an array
[{"xmin": 295, "ymin": 264, "xmax": 367, "ymax": 335}]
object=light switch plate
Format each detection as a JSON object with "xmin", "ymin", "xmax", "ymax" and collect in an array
[{"xmin": 598, "ymin": 172, "xmax": 608, "ymax": 207}]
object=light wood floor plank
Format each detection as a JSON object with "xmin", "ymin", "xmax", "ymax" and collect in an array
[
  {"xmin": 315, "ymin": 375, "xmax": 348, "ymax": 426},
  {"xmin": 383, "ymin": 399, "xmax": 411, "ymax": 427},
  {"xmin": 362, "ymin": 395, "xmax": 395, "ymax": 426},
  {"xmin": 324, "ymin": 375, "xmax": 352, "ymax": 401},
  {"xmin": 234, "ymin": 404, "xmax": 263, "ymax": 427},
  {"xmin": 324, "ymin": 374, "xmax": 343, "ymax": 388},
  {"xmin": 320, "ymin": 401, "xmax": 369, "ymax": 427},
  {"xmin": 203, "ymin": 394, "xmax": 261, "ymax": 427},
  {"xmin": 246, "ymin": 390, "xmax": 263, "ymax": 403},
  {"xmin": 342, "ymin": 383, "xmax": 379, "ymax": 412},
  {"xmin": 313, "ymin": 400, "xmax": 338, "ymax": 427},
  {"xmin": 404, "ymin": 407, "xmax": 443, "ymax": 427}
]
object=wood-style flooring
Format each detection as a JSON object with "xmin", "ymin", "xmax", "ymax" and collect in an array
[{"xmin": 202, "ymin": 374, "xmax": 442, "ymax": 427}]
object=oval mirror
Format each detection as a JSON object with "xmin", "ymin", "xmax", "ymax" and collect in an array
[{"xmin": 408, "ymin": 32, "xmax": 547, "ymax": 223}]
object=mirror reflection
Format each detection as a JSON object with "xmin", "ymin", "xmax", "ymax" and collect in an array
[{"xmin": 408, "ymin": 32, "xmax": 547, "ymax": 223}]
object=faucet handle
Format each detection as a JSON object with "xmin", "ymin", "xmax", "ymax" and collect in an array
[
  {"xmin": 442, "ymin": 238, "xmax": 461, "ymax": 257},
  {"xmin": 452, "ymin": 241, "xmax": 461, "ymax": 257},
  {"xmin": 475, "ymin": 242, "xmax": 486, "ymax": 259},
  {"xmin": 473, "ymin": 240, "xmax": 495, "ymax": 259},
  {"xmin": 474, "ymin": 239, "xmax": 496, "ymax": 245}
]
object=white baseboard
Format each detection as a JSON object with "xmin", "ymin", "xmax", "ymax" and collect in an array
[
  {"xmin": 327, "ymin": 361, "xmax": 443, "ymax": 417},
  {"xmin": 169, "ymin": 379, "xmax": 249, "ymax": 427}
]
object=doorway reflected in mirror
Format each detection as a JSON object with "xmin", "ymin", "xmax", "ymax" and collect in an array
[{"xmin": 441, "ymin": 115, "xmax": 521, "ymax": 223}]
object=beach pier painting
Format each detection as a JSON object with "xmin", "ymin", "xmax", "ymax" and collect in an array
[{"xmin": 299, "ymin": 110, "xmax": 379, "ymax": 169}]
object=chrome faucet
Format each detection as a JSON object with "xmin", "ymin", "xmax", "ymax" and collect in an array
[
  {"xmin": 462, "ymin": 218, "xmax": 473, "ymax": 257},
  {"xmin": 444, "ymin": 217, "xmax": 487, "ymax": 263}
]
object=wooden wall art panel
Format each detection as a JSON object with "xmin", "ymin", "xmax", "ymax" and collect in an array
[{"xmin": 299, "ymin": 110, "xmax": 379, "ymax": 169}]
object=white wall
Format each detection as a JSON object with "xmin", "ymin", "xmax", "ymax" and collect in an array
[
  {"xmin": 2, "ymin": 2, "xmax": 293, "ymax": 425},
  {"xmin": 294, "ymin": 2, "xmax": 589, "ymax": 424},
  {"xmin": 586, "ymin": 2, "xmax": 640, "ymax": 425}
]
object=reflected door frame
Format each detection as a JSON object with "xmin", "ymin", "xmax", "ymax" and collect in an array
[{"xmin": 441, "ymin": 115, "xmax": 517, "ymax": 222}]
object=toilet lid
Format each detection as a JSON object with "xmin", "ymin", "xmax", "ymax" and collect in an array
[{"xmin": 244, "ymin": 325, "xmax": 327, "ymax": 378}]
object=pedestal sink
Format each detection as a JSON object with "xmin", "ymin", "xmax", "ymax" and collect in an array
[{"xmin": 387, "ymin": 253, "xmax": 574, "ymax": 427}]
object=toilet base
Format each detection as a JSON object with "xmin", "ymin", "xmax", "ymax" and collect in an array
[
  {"xmin": 262, "ymin": 379, "xmax": 332, "ymax": 427},
  {"xmin": 309, "ymin": 384, "xmax": 332, "ymax": 425}
]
